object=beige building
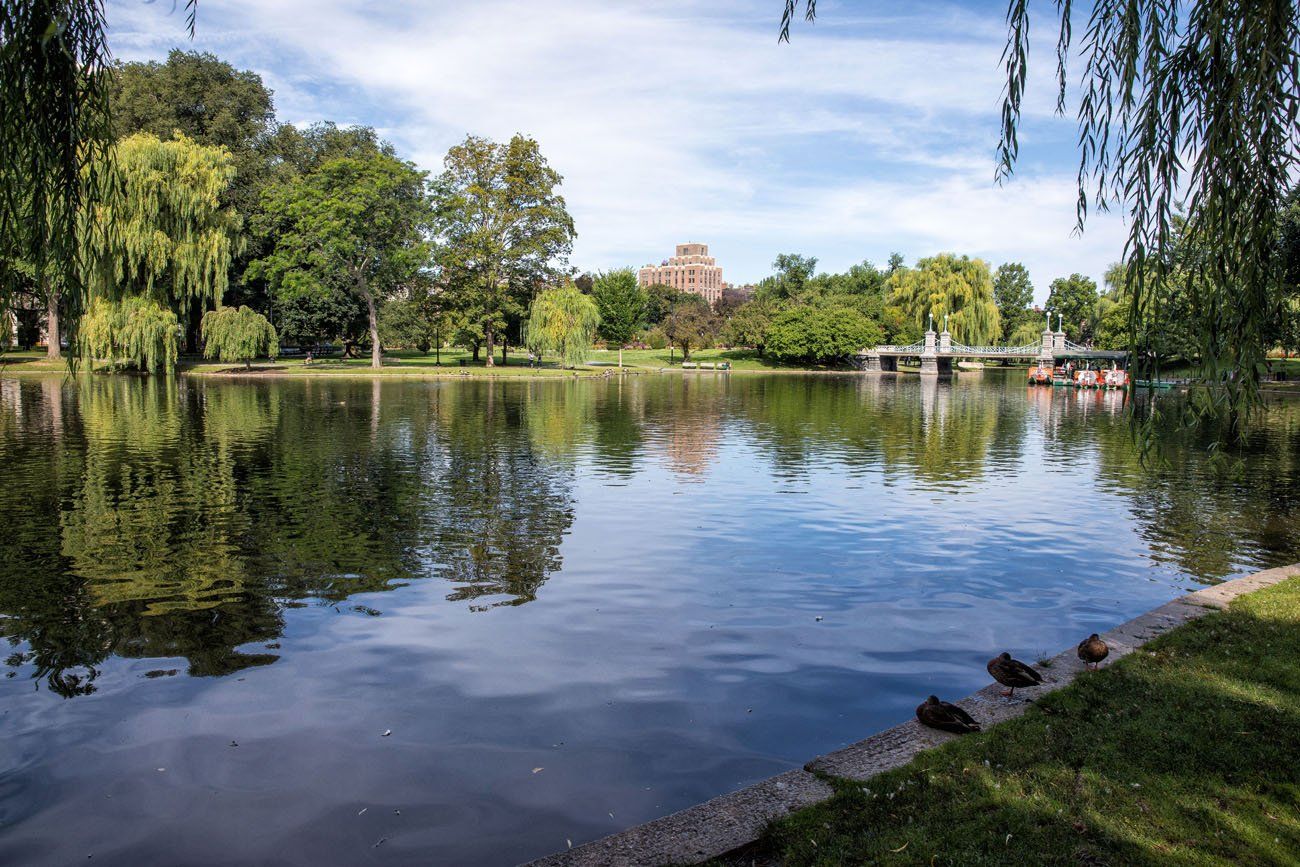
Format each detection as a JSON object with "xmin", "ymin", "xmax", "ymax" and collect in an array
[{"xmin": 638, "ymin": 243, "xmax": 725, "ymax": 306}]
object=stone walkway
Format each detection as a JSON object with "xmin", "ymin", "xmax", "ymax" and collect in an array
[{"xmin": 523, "ymin": 563, "xmax": 1300, "ymax": 867}]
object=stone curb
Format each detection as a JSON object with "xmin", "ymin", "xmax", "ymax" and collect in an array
[{"xmin": 522, "ymin": 563, "xmax": 1300, "ymax": 867}]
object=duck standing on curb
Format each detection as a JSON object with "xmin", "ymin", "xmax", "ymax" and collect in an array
[
  {"xmin": 1077, "ymin": 633, "xmax": 1110, "ymax": 670},
  {"xmin": 916, "ymin": 696, "xmax": 980, "ymax": 734},
  {"xmin": 986, "ymin": 652, "xmax": 1044, "ymax": 698}
]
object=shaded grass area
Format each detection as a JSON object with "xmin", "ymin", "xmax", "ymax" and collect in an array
[{"xmin": 731, "ymin": 577, "xmax": 1300, "ymax": 866}]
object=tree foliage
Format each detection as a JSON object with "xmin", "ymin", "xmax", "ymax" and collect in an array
[
  {"xmin": 433, "ymin": 134, "xmax": 575, "ymax": 366},
  {"xmin": 1045, "ymin": 274, "xmax": 1100, "ymax": 343},
  {"xmin": 663, "ymin": 296, "xmax": 716, "ymax": 361},
  {"xmin": 79, "ymin": 295, "xmax": 179, "ymax": 373},
  {"xmin": 756, "ymin": 252, "xmax": 818, "ymax": 302},
  {"xmin": 997, "ymin": 0, "xmax": 1300, "ymax": 433},
  {"xmin": 201, "ymin": 305, "xmax": 278, "ymax": 368},
  {"xmin": 525, "ymin": 283, "xmax": 600, "ymax": 368},
  {"xmin": 592, "ymin": 269, "xmax": 644, "ymax": 365},
  {"xmin": 765, "ymin": 304, "xmax": 882, "ymax": 363},
  {"xmin": 782, "ymin": 1, "xmax": 1300, "ymax": 436},
  {"xmin": 0, "ymin": 0, "xmax": 115, "ymax": 353},
  {"xmin": 250, "ymin": 151, "xmax": 432, "ymax": 368},
  {"xmin": 82, "ymin": 133, "xmax": 240, "ymax": 321},
  {"xmin": 886, "ymin": 254, "xmax": 1001, "ymax": 345},
  {"xmin": 722, "ymin": 299, "xmax": 776, "ymax": 353},
  {"xmin": 109, "ymin": 50, "xmax": 277, "ymax": 219},
  {"xmin": 993, "ymin": 262, "xmax": 1034, "ymax": 342}
]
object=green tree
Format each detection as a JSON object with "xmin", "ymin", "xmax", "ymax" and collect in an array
[
  {"xmin": 525, "ymin": 283, "xmax": 600, "ymax": 369},
  {"xmin": 1046, "ymin": 274, "xmax": 1100, "ymax": 343},
  {"xmin": 109, "ymin": 50, "xmax": 277, "ymax": 219},
  {"xmin": 765, "ymin": 304, "xmax": 882, "ymax": 364},
  {"xmin": 250, "ymin": 152, "xmax": 432, "ymax": 368},
  {"xmin": 1, "ymin": 0, "xmax": 117, "ymax": 351},
  {"xmin": 433, "ymin": 134, "xmax": 575, "ymax": 367},
  {"xmin": 78, "ymin": 296, "xmax": 179, "ymax": 373},
  {"xmin": 644, "ymin": 283, "xmax": 689, "ymax": 325},
  {"xmin": 663, "ymin": 296, "xmax": 716, "ymax": 361},
  {"xmin": 379, "ymin": 296, "xmax": 433, "ymax": 354},
  {"xmin": 591, "ymin": 268, "xmax": 644, "ymax": 367},
  {"xmin": 273, "ymin": 285, "xmax": 367, "ymax": 353},
  {"xmin": 885, "ymin": 254, "xmax": 1001, "ymax": 345},
  {"xmin": 722, "ymin": 299, "xmax": 775, "ymax": 354},
  {"xmin": 81, "ymin": 133, "xmax": 240, "ymax": 327},
  {"xmin": 201, "ymin": 305, "xmax": 278, "ymax": 368},
  {"xmin": 993, "ymin": 263, "xmax": 1034, "ymax": 342},
  {"xmin": 756, "ymin": 253, "xmax": 818, "ymax": 302}
]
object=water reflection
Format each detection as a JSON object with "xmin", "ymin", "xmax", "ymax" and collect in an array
[{"xmin": 0, "ymin": 372, "xmax": 1298, "ymax": 699}]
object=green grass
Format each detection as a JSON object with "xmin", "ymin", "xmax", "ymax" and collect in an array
[
  {"xmin": 1, "ymin": 346, "xmax": 856, "ymax": 377},
  {"xmin": 732, "ymin": 575, "xmax": 1300, "ymax": 866}
]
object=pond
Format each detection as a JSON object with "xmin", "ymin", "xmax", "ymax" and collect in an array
[{"xmin": 1, "ymin": 371, "xmax": 1298, "ymax": 865}]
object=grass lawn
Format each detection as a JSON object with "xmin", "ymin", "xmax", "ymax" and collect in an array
[
  {"xmin": 732, "ymin": 576, "xmax": 1300, "ymax": 866},
  {"xmin": 2, "ymin": 346, "xmax": 855, "ymax": 377}
]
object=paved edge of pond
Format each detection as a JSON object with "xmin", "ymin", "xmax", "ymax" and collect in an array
[{"xmin": 521, "ymin": 562, "xmax": 1300, "ymax": 867}]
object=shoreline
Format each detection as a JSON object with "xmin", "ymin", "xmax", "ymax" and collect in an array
[{"xmin": 524, "ymin": 562, "xmax": 1300, "ymax": 867}]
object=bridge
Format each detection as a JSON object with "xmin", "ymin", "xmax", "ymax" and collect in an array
[{"xmin": 857, "ymin": 318, "xmax": 1126, "ymax": 375}]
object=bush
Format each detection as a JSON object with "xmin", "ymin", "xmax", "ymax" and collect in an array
[
  {"xmin": 765, "ymin": 304, "xmax": 882, "ymax": 363},
  {"xmin": 201, "ymin": 306, "xmax": 279, "ymax": 368},
  {"xmin": 644, "ymin": 327, "xmax": 668, "ymax": 350}
]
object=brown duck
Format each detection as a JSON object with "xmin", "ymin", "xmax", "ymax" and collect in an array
[
  {"xmin": 986, "ymin": 652, "xmax": 1044, "ymax": 698},
  {"xmin": 916, "ymin": 695, "xmax": 980, "ymax": 734},
  {"xmin": 1077, "ymin": 633, "xmax": 1109, "ymax": 670}
]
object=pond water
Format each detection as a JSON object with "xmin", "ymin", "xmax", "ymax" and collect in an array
[{"xmin": 1, "ymin": 371, "xmax": 1298, "ymax": 865}]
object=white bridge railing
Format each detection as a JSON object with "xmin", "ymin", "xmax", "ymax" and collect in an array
[
  {"xmin": 948, "ymin": 342, "xmax": 1042, "ymax": 356},
  {"xmin": 874, "ymin": 342, "xmax": 925, "ymax": 354}
]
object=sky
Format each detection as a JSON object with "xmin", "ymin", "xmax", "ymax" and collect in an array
[{"xmin": 105, "ymin": 0, "xmax": 1128, "ymax": 302}]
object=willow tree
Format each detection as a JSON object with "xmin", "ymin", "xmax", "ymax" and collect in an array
[
  {"xmin": 82, "ymin": 133, "xmax": 239, "ymax": 323},
  {"xmin": 250, "ymin": 152, "xmax": 432, "ymax": 368},
  {"xmin": 433, "ymin": 134, "xmax": 575, "ymax": 367},
  {"xmin": 525, "ymin": 283, "xmax": 600, "ymax": 368},
  {"xmin": 79, "ymin": 295, "xmax": 179, "ymax": 373},
  {"xmin": 886, "ymin": 254, "xmax": 1001, "ymax": 346},
  {"xmin": 1, "ymin": 2, "xmax": 199, "ymax": 357},
  {"xmin": 201, "ymin": 305, "xmax": 278, "ymax": 368}
]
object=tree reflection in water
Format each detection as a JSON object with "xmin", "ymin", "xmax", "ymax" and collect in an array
[{"xmin": 0, "ymin": 372, "xmax": 1298, "ymax": 697}]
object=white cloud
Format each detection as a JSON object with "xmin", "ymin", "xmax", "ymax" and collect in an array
[{"xmin": 106, "ymin": 0, "xmax": 1125, "ymax": 298}]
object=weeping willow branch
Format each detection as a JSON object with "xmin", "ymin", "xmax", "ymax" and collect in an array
[{"xmin": 782, "ymin": 1, "xmax": 1300, "ymax": 441}]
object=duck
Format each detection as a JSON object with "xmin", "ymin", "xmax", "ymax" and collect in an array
[
  {"xmin": 986, "ymin": 652, "xmax": 1044, "ymax": 698},
  {"xmin": 916, "ymin": 695, "xmax": 980, "ymax": 734},
  {"xmin": 1077, "ymin": 633, "xmax": 1109, "ymax": 670}
]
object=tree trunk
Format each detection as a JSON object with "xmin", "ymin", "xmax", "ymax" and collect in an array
[
  {"xmin": 363, "ymin": 290, "xmax": 382, "ymax": 369},
  {"xmin": 501, "ymin": 338, "xmax": 508, "ymax": 367},
  {"xmin": 484, "ymin": 325, "xmax": 495, "ymax": 367},
  {"xmin": 472, "ymin": 342, "xmax": 480, "ymax": 362},
  {"xmin": 618, "ymin": 346, "xmax": 623, "ymax": 368},
  {"xmin": 44, "ymin": 280, "xmax": 60, "ymax": 360}
]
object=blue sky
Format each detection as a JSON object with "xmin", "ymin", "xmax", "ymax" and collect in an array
[{"xmin": 105, "ymin": 0, "xmax": 1127, "ymax": 301}]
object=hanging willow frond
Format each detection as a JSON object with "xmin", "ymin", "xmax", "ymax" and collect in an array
[
  {"xmin": 1000, "ymin": 1, "xmax": 1300, "ymax": 440},
  {"xmin": 783, "ymin": 1, "xmax": 1300, "ymax": 440},
  {"xmin": 0, "ymin": 0, "xmax": 113, "ymax": 355}
]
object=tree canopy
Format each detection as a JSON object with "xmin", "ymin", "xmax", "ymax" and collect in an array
[
  {"xmin": 250, "ymin": 151, "xmax": 432, "ymax": 368},
  {"xmin": 663, "ymin": 296, "xmax": 716, "ymax": 361},
  {"xmin": 82, "ymin": 133, "xmax": 240, "ymax": 323},
  {"xmin": 993, "ymin": 263, "xmax": 1035, "ymax": 342},
  {"xmin": 765, "ymin": 304, "xmax": 883, "ymax": 364},
  {"xmin": 433, "ymin": 134, "xmax": 574, "ymax": 366},
  {"xmin": 79, "ymin": 295, "xmax": 179, "ymax": 373},
  {"xmin": 526, "ymin": 283, "xmax": 600, "ymax": 368},
  {"xmin": 592, "ymin": 269, "xmax": 645, "ymax": 367},
  {"xmin": 886, "ymin": 254, "xmax": 1001, "ymax": 345},
  {"xmin": 1045, "ymin": 274, "xmax": 1100, "ymax": 343},
  {"xmin": 201, "ymin": 305, "xmax": 279, "ymax": 368}
]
